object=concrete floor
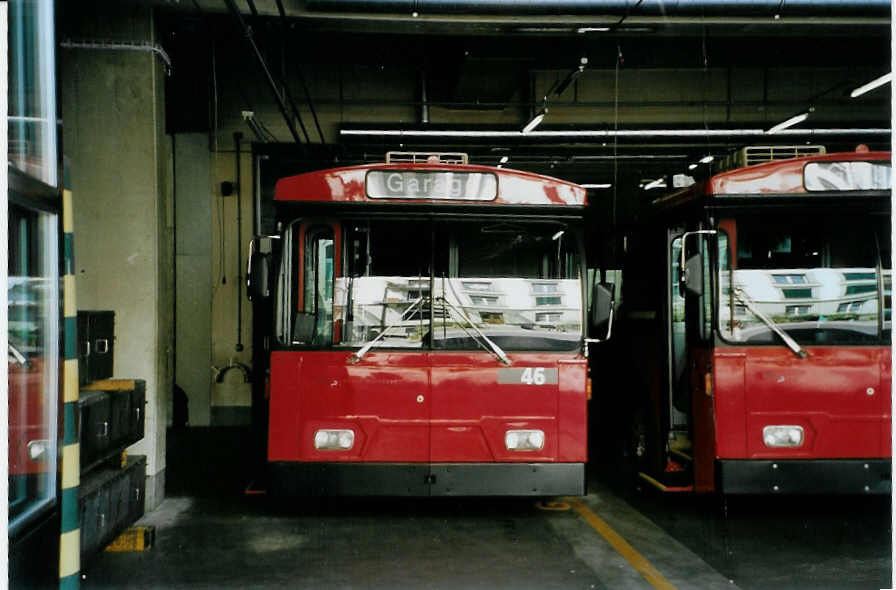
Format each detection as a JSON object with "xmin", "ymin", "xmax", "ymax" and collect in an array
[{"xmin": 80, "ymin": 428, "xmax": 891, "ymax": 589}]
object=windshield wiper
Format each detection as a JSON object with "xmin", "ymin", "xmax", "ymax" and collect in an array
[
  {"xmin": 349, "ymin": 296, "xmax": 427, "ymax": 364},
  {"xmin": 8, "ymin": 342, "xmax": 32, "ymax": 370},
  {"xmin": 732, "ymin": 287, "xmax": 808, "ymax": 358},
  {"xmin": 439, "ymin": 277, "xmax": 511, "ymax": 365}
]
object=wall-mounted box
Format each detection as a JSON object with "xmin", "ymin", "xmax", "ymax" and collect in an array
[{"xmin": 77, "ymin": 311, "xmax": 115, "ymax": 386}]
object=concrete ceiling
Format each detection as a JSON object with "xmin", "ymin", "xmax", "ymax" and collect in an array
[{"xmin": 163, "ymin": 0, "xmax": 891, "ymax": 37}]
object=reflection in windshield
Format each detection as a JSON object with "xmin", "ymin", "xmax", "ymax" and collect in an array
[
  {"xmin": 718, "ymin": 215, "xmax": 890, "ymax": 345},
  {"xmin": 330, "ymin": 220, "xmax": 582, "ymax": 352}
]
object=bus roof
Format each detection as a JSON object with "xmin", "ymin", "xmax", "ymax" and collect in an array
[
  {"xmin": 655, "ymin": 150, "xmax": 890, "ymax": 208},
  {"xmin": 274, "ymin": 163, "xmax": 587, "ymax": 207},
  {"xmin": 707, "ymin": 150, "xmax": 890, "ymax": 195}
]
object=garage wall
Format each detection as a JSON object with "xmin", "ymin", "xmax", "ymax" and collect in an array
[
  {"xmin": 60, "ymin": 2, "xmax": 173, "ymax": 511},
  {"xmin": 209, "ymin": 148, "xmax": 254, "ymax": 425},
  {"xmin": 172, "ymin": 137, "xmax": 254, "ymax": 427}
]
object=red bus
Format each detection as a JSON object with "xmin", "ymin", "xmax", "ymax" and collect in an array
[
  {"xmin": 248, "ymin": 153, "xmax": 612, "ymax": 496},
  {"xmin": 615, "ymin": 147, "xmax": 891, "ymax": 494}
]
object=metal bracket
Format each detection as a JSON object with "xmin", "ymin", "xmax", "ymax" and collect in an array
[{"xmin": 59, "ymin": 39, "xmax": 173, "ymax": 75}]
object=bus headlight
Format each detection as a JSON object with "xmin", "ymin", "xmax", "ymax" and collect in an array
[
  {"xmin": 763, "ymin": 425, "xmax": 804, "ymax": 448},
  {"xmin": 505, "ymin": 430, "xmax": 545, "ymax": 451},
  {"xmin": 314, "ymin": 429, "xmax": 355, "ymax": 450}
]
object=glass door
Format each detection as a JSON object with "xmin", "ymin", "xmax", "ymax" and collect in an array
[{"xmin": 8, "ymin": 200, "xmax": 60, "ymax": 535}]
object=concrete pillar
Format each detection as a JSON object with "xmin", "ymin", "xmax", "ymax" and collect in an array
[
  {"xmin": 174, "ymin": 134, "xmax": 212, "ymax": 427},
  {"xmin": 60, "ymin": 2, "xmax": 173, "ymax": 511}
]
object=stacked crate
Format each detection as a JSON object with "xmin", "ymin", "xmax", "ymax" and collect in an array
[{"xmin": 76, "ymin": 311, "xmax": 148, "ymax": 562}]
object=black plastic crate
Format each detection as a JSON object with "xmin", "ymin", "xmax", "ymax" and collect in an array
[{"xmin": 79, "ymin": 456, "xmax": 146, "ymax": 564}]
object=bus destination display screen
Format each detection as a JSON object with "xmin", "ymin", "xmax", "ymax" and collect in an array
[
  {"xmin": 804, "ymin": 161, "xmax": 891, "ymax": 191},
  {"xmin": 366, "ymin": 170, "xmax": 498, "ymax": 201}
]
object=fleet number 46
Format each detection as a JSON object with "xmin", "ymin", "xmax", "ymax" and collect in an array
[{"xmin": 520, "ymin": 367, "xmax": 548, "ymax": 385}]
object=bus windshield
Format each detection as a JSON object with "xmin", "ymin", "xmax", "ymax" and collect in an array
[
  {"xmin": 717, "ymin": 213, "xmax": 891, "ymax": 346},
  {"xmin": 283, "ymin": 218, "xmax": 583, "ymax": 352}
]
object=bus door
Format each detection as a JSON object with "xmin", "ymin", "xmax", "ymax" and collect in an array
[
  {"xmin": 668, "ymin": 229, "xmax": 690, "ymax": 450},
  {"xmin": 672, "ymin": 226, "xmax": 716, "ymax": 490}
]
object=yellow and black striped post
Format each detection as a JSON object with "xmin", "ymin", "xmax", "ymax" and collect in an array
[{"xmin": 60, "ymin": 165, "xmax": 80, "ymax": 589}]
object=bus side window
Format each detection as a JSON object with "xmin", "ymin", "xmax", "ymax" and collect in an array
[{"xmin": 296, "ymin": 225, "xmax": 334, "ymax": 346}]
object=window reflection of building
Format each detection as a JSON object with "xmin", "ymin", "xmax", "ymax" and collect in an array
[
  {"xmin": 326, "ymin": 220, "xmax": 583, "ymax": 351},
  {"xmin": 334, "ymin": 275, "xmax": 583, "ymax": 349},
  {"xmin": 721, "ymin": 268, "xmax": 882, "ymax": 343},
  {"xmin": 718, "ymin": 215, "xmax": 888, "ymax": 344}
]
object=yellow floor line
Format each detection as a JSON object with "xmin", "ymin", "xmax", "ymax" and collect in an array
[{"xmin": 564, "ymin": 497, "xmax": 678, "ymax": 590}]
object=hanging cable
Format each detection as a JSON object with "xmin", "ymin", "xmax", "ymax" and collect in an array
[
  {"xmin": 612, "ymin": 41, "xmax": 621, "ymax": 263},
  {"xmin": 701, "ymin": 22, "xmax": 712, "ymax": 166},
  {"xmin": 234, "ymin": 132, "xmax": 244, "ymax": 352},
  {"xmin": 272, "ymin": 0, "xmax": 325, "ymax": 146},
  {"xmin": 212, "ymin": 39, "xmax": 226, "ymax": 286},
  {"xmin": 609, "ymin": 0, "xmax": 644, "ymax": 31}
]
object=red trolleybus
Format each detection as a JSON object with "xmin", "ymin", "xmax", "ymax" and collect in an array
[
  {"xmin": 617, "ymin": 147, "xmax": 891, "ymax": 494},
  {"xmin": 248, "ymin": 153, "xmax": 612, "ymax": 496}
]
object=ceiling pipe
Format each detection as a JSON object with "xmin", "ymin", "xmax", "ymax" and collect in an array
[
  {"xmin": 223, "ymin": 0, "xmax": 305, "ymax": 147},
  {"xmin": 305, "ymin": 0, "xmax": 890, "ymax": 17},
  {"xmin": 341, "ymin": 127, "xmax": 890, "ymax": 138}
]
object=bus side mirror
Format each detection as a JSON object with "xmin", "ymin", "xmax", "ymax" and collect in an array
[
  {"xmin": 247, "ymin": 236, "xmax": 278, "ymax": 301},
  {"xmin": 682, "ymin": 253, "xmax": 704, "ymax": 297},
  {"xmin": 678, "ymin": 230, "xmax": 716, "ymax": 297},
  {"xmin": 247, "ymin": 253, "xmax": 270, "ymax": 301},
  {"xmin": 590, "ymin": 282, "xmax": 614, "ymax": 333}
]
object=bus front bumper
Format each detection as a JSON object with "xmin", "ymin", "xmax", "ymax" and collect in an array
[
  {"xmin": 719, "ymin": 459, "xmax": 891, "ymax": 495},
  {"xmin": 268, "ymin": 462, "xmax": 585, "ymax": 497}
]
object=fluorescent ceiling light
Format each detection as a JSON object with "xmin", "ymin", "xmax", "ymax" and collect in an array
[
  {"xmin": 498, "ymin": 155, "xmax": 509, "ymax": 164},
  {"xmin": 522, "ymin": 109, "xmax": 547, "ymax": 134},
  {"xmin": 581, "ymin": 183, "xmax": 612, "ymax": 189},
  {"xmin": 341, "ymin": 128, "xmax": 890, "ymax": 139},
  {"xmin": 767, "ymin": 112, "xmax": 809, "ymax": 134},
  {"xmin": 850, "ymin": 73, "xmax": 892, "ymax": 98},
  {"xmin": 688, "ymin": 163, "xmax": 699, "ymax": 170},
  {"xmin": 699, "ymin": 155, "xmax": 714, "ymax": 164},
  {"xmin": 577, "ymin": 27, "xmax": 611, "ymax": 33},
  {"xmin": 339, "ymin": 127, "xmax": 892, "ymax": 139},
  {"xmin": 643, "ymin": 179, "xmax": 667, "ymax": 190}
]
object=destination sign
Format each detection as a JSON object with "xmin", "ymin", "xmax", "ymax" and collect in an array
[
  {"xmin": 366, "ymin": 170, "xmax": 498, "ymax": 201},
  {"xmin": 804, "ymin": 161, "xmax": 891, "ymax": 192}
]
